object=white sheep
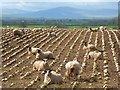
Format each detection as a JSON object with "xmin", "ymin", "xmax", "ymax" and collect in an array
[
  {"xmin": 47, "ymin": 32, "xmax": 57, "ymax": 37},
  {"xmin": 13, "ymin": 29, "xmax": 25, "ymax": 37},
  {"xmin": 7, "ymin": 26, "xmax": 9, "ymax": 28},
  {"xmin": 89, "ymin": 27, "xmax": 99, "ymax": 32},
  {"xmin": 50, "ymin": 26, "xmax": 54, "ymax": 29},
  {"xmin": 82, "ymin": 42, "xmax": 103, "ymax": 52},
  {"xmin": 32, "ymin": 28, "xmax": 40, "ymax": 32},
  {"xmin": 33, "ymin": 59, "xmax": 50, "ymax": 73},
  {"xmin": 65, "ymin": 59, "xmax": 80, "ymax": 80},
  {"xmin": 54, "ymin": 26, "xmax": 57, "ymax": 28},
  {"xmin": 36, "ymin": 49, "xmax": 55, "ymax": 60},
  {"xmin": 27, "ymin": 47, "xmax": 40, "ymax": 56},
  {"xmin": 87, "ymin": 51, "xmax": 104, "ymax": 60},
  {"xmin": 99, "ymin": 26, "xmax": 107, "ymax": 31},
  {"xmin": 41, "ymin": 69, "xmax": 63, "ymax": 88}
]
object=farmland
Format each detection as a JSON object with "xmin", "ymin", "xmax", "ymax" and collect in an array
[{"xmin": 1, "ymin": 28, "xmax": 120, "ymax": 89}]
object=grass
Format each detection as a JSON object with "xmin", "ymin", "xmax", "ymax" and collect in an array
[
  {"xmin": 67, "ymin": 25, "xmax": 118, "ymax": 29},
  {"xmin": 0, "ymin": 25, "xmax": 49, "ymax": 28},
  {"xmin": 1, "ymin": 25, "xmax": 118, "ymax": 29}
]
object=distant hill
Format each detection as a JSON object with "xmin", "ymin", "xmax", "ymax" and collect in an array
[{"xmin": 2, "ymin": 7, "xmax": 117, "ymax": 19}]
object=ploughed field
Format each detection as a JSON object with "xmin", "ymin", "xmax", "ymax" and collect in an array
[{"xmin": 1, "ymin": 28, "xmax": 120, "ymax": 89}]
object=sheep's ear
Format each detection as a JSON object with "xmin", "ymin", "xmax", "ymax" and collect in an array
[
  {"xmin": 47, "ymin": 69, "xmax": 52, "ymax": 75},
  {"xmin": 88, "ymin": 41, "xmax": 92, "ymax": 44},
  {"xmin": 82, "ymin": 41, "xmax": 85, "ymax": 45},
  {"xmin": 90, "ymin": 27, "xmax": 92, "ymax": 30},
  {"xmin": 83, "ymin": 41, "xmax": 87, "ymax": 46},
  {"xmin": 42, "ymin": 59, "xmax": 47, "ymax": 62},
  {"xmin": 114, "ymin": 41, "xmax": 117, "ymax": 44},
  {"xmin": 43, "ymin": 59, "xmax": 47, "ymax": 62},
  {"xmin": 38, "ymin": 50, "xmax": 41, "ymax": 53},
  {"xmin": 41, "ymin": 70, "xmax": 46, "ymax": 75},
  {"xmin": 28, "ymin": 47, "xmax": 31, "ymax": 51}
]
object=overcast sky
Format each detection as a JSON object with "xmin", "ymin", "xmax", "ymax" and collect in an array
[
  {"xmin": 0, "ymin": 0, "xmax": 119, "ymax": 2},
  {"xmin": 0, "ymin": 0, "xmax": 118, "ymax": 12}
]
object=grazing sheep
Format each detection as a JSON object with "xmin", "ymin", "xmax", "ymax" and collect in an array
[
  {"xmin": 27, "ymin": 47, "xmax": 40, "ymax": 56},
  {"xmin": 47, "ymin": 32, "xmax": 57, "ymax": 37},
  {"xmin": 89, "ymin": 27, "xmax": 99, "ymax": 32},
  {"xmin": 82, "ymin": 42, "xmax": 103, "ymax": 52},
  {"xmin": 99, "ymin": 26, "xmax": 107, "ymax": 31},
  {"xmin": 36, "ymin": 49, "xmax": 55, "ymax": 60},
  {"xmin": 13, "ymin": 29, "xmax": 25, "ymax": 37},
  {"xmin": 65, "ymin": 59, "xmax": 80, "ymax": 80},
  {"xmin": 11, "ymin": 27, "xmax": 14, "ymax": 30},
  {"xmin": 99, "ymin": 26, "xmax": 104, "ymax": 30},
  {"xmin": 54, "ymin": 26, "xmax": 57, "ymax": 28},
  {"xmin": 87, "ymin": 51, "xmax": 104, "ymax": 60},
  {"xmin": 50, "ymin": 26, "xmax": 54, "ymax": 29},
  {"xmin": 7, "ymin": 26, "xmax": 9, "ymax": 28},
  {"xmin": 41, "ymin": 69, "xmax": 63, "ymax": 88},
  {"xmin": 33, "ymin": 59, "xmax": 50, "ymax": 73},
  {"xmin": 32, "ymin": 28, "xmax": 40, "ymax": 32}
]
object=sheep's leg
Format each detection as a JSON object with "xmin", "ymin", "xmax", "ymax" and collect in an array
[
  {"xmin": 65, "ymin": 71, "xmax": 70, "ymax": 80},
  {"xmin": 87, "ymin": 55, "xmax": 91, "ymax": 59},
  {"xmin": 89, "ymin": 55, "xmax": 91, "ymax": 59},
  {"xmin": 41, "ymin": 84, "xmax": 47, "ymax": 88},
  {"xmin": 37, "ymin": 68, "xmax": 42, "ymax": 74}
]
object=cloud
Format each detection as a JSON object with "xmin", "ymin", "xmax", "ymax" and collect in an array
[
  {"xmin": 1, "ymin": 1, "xmax": 118, "ymax": 12},
  {"xmin": 0, "ymin": 0, "xmax": 119, "ymax": 2}
]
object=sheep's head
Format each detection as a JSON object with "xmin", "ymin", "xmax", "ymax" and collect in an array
[
  {"xmin": 89, "ymin": 27, "xmax": 92, "ymax": 30},
  {"xmin": 46, "ymin": 70, "xmax": 52, "ymax": 76},
  {"xmin": 42, "ymin": 59, "xmax": 49, "ymax": 67},
  {"xmin": 28, "ymin": 47, "xmax": 31, "ymax": 52},
  {"xmin": 41, "ymin": 70, "xmax": 47, "ymax": 75},
  {"xmin": 42, "ymin": 69, "xmax": 52, "ymax": 76},
  {"xmin": 71, "ymin": 63, "xmax": 76, "ymax": 68},
  {"xmin": 68, "ymin": 67, "xmax": 74, "ymax": 77},
  {"xmin": 42, "ymin": 59, "xmax": 48, "ymax": 63},
  {"xmin": 38, "ymin": 49, "xmax": 43, "ymax": 53},
  {"xmin": 82, "ymin": 41, "xmax": 87, "ymax": 46}
]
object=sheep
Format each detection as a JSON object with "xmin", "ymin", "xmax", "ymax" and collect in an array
[
  {"xmin": 11, "ymin": 27, "xmax": 14, "ymax": 30},
  {"xmin": 82, "ymin": 41, "xmax": 103, "ymax": 52},
  {"xmin": 65, "ymin": 59, "xmax": 80, "ymax": 80},
  {"xmin": 50, "ymin": 26, "xmax": 54, "ymax": 29},
  {"xmin": 54, "ymin": 26, "xmax": 57, "ymax": 28},
  {"xmin": 32, "ymin": 28, "xmax": 40, "ymax": 32},
  {"xmin": 36, "ymin": 49, "xmax": 55, "ymax": 60},
  {"xmin": 27, "ymin": 47, "xmax": 40, "ymax": 56},
  {"xmin": 47, "ymin": 32, "xmax": 57, "ymax": 37},
  {"xmin": 87, "ymin": 51, "xmax": 104, "ymax": 60},
  {"xmin": 89, "ymin": 27, "xmax": 99, "ymax": 32},
  {"xmin": 7, "ymin": 26, "xmax": 9, "ymax": 28},
  {"xmin": 41, "ymin": 69, "xmax": 63, "ymax": 88},
  {"xmin": 99, "ymin": 26, "xmax": 107, "ymax": 31},
  {"xmin": 33, "ymin": 59, "xmax": 50, "ymax": 73},
  {"xmin": 13, "ymin": 29, "xmax": 25, "ymax": 37}
]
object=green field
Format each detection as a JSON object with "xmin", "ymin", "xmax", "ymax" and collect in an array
[{"xmin": 1, "ymin": 25, "xmax": 118, "ymax": 29}]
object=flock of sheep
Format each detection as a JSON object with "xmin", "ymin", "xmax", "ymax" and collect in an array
[{"xmin": 11, "ymin": 26, "xmax": 109, "ymax": 88}]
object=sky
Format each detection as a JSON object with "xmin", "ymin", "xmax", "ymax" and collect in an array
[
  {"xmin": 1, "ymin": 1, "xmax": 118, "ymax": 12},
  {"xmin": 0, "ymin": 0, "xmax": 119, "ymax": 2},
  {"xmin": 0, "ymin": 0, "xmax": 118, "ymax": 18}
]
